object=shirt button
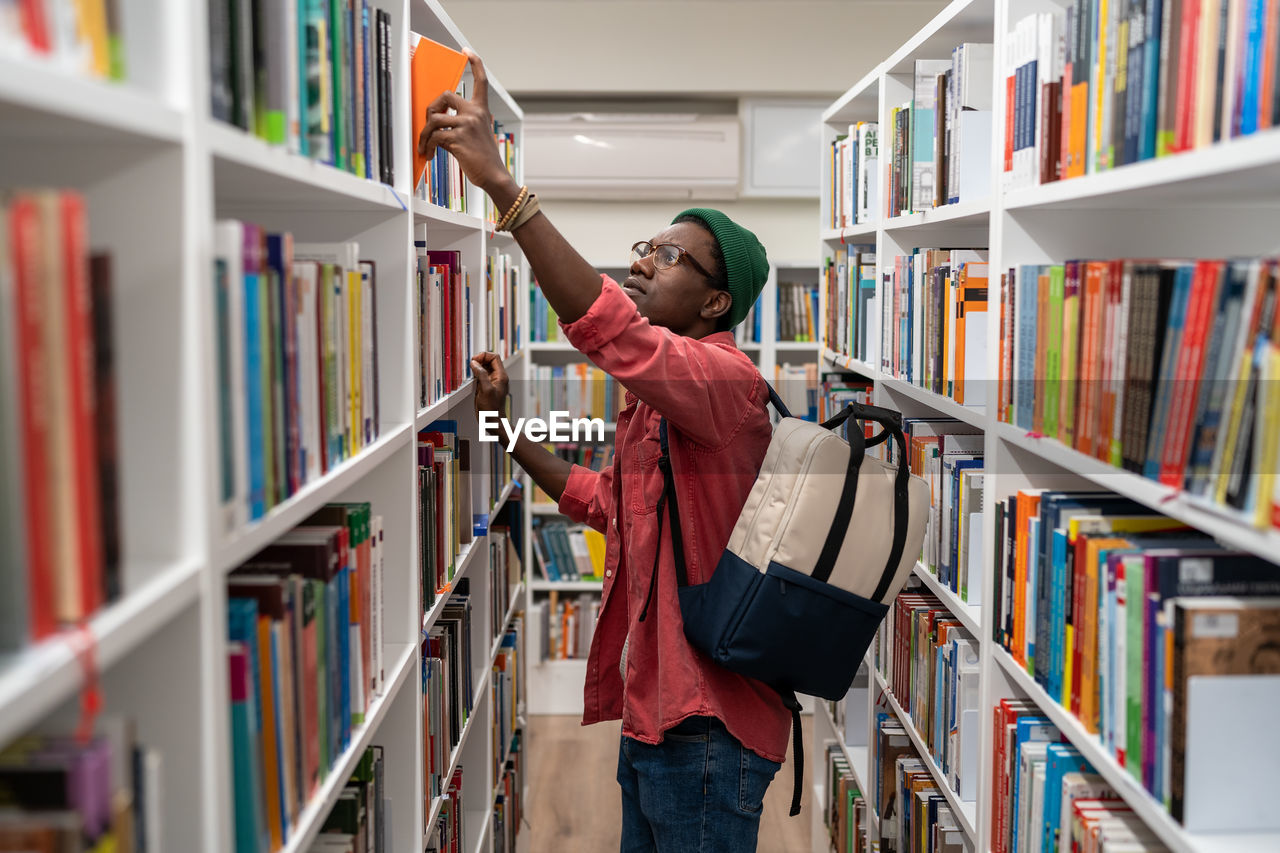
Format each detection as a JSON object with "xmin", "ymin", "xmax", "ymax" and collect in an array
[
  {"xmin": 612, "ymin": 517, "xmax": 618, "ymax": 529},
  {"xmin": 605, "ymin": 569, "xmax": 613, "ymax": 578}
]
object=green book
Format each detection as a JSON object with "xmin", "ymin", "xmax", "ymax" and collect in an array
[
  {"xmin": 1124, "ymin": 554, "xmax": 1144, "ymax": 783},
  {"xmin": 1044, "ymin": 265, "xmax": 1065, "ymax": 438},
  {"xmin": 330, "ymin": 0, "xmax": 347, "ymax": 170}
]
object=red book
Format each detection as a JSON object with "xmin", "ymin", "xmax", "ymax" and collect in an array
[
  {"xmin": 1159, "ymin": 260, "xmax": 1223, "ymax": 486},
  {"xmin": 18, "ymin": 0, "xmax": 51, "ymax": 52},
  {"xmin": 1173, "ymin": 0, "xmax": 1202, "ymax": 152},
  {"xmin": 60, "ymin": 193, "xmax": 104, "ymax": 615},
  {"xmin": 10, "ymin": 196, "xmax": 57, "ymax": 639},
  {"xmin": 1005, "ymin": 70, "xmax": 1016, "ymax": 178}
]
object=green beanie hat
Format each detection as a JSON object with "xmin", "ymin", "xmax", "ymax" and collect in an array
[{"xmin": 672, "ymin": 208, "xmax": 769, "ymax": 329}]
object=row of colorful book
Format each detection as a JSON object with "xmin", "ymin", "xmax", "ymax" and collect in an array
[
  {"xmin": 881, "ymin": 249, "xmax": 990, "ymax": 408},
  {"xmin": 487, "ymin": 520, "xmax": 522, "ymax": 645},
  {"xmin": 2, "ymin": 0, "xmax": 126, "ymax": 79},
  {"xmin": 817, "ymin": 373, "xmax": 874, "ymax": 438},
  {"xmin": 906, "ymin": 422, "xmax": 985, "ymax": 607},
  {"xmin": 481, "ymin": 249, "xmax": 521, "ymax": 363},
  {"xmin": 215, "ymin": 223, "xmax": 381, "ymax": 531},
  {"xmin": 886, "ymin": 44, "xmax": 995, "ymax": 217},
  {"xmin": 827, "ymin": 122, "xmax": 879, "ymax": 229},
  {"xmin": 210, "ymin": 1, "xmax": 396, "ymax": 187},
  {"xmin": 778, "ymin": 279, "xmax": 820, "ymax": 342},
  {"xmin": 824, "ymin": 247, "xmax": 878, "ymax": 366},
  {"xmin": 423, "ymin": 579, "xmax": 474, "ymax": 804},
  {"xmin": 483, "ymin": 130, "xmax": 519, "ymax": 225},
  {"xmin": 419, "ymin": 422, "xmax": 474, "ymax": 613},
  {"xmin": 228, "ymin": 501, "xmax": 387, "ymax": 853},
  {"xmin": 531, "ymin": 518, "xmax": 605, "ymax": 583},
  {"xmin": 490, "ymin": 618, "xmax": 523, "ymax": 785},
  {"xmin": 491, "ymin": 730, "xmax": 524, "ymax": 853},
  {"xmin": 415, "ymin": 245, "xmax": 469, "ymax": 410},
  {"xmin": 774, "ymin": 362, "xmax": 820, "ymax": 422},
  {"xmin": 535, "ymin": 591, "xmax": 598, "ymax": 662},
  {"xmin": 993, "ymin": 489, "xmax": 1280, "ymax": 829},
  {"xmin": 0, "ymin": 719, "xmax": 161, "ymax": 853},
  {"xmin": 529, "ymin": 442, "xmax": 613, "ymax": 505},
  {"xmin": 307, "ymin": 745, "xmax": 385, "ymax": 853},
  {"xmin": 530, "ymin": 364, "xmax": 624, "ymax": 425},
  {"xmin": 1004, "ymin": 1, "xmax": 1280, "ymax": 193},
  {"xmin": 823, "ymin": 741, "xmax": 872, "ymax": 853},
  {"xmin": 991, "ymin": 699, "xmax": 1171, "ymax": 853},
  {"xmin": 996, "ymin": 256, "xmax": 1280, "ymax": 529},
  {"xmin": 871, "ymin": 712, "xmax": 968, "ymax": 853},
  {"xmin": 1, "ymin": 190, "xmax": 123, "ymax": 646},
  {"xmin": 528, "ymin": 279, "xmax": 562, "ymax": 343},
  {"xmin": 872, "ymin": 587, "xmax": 982, "ymax": 803},
  {"xmin": 424, "ymin": 767, "xmax": 463, "ymax": 852}
]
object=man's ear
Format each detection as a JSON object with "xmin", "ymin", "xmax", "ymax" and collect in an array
[{"xmin": 703, "ymin": 289, "xmax": 732, "ymax": 322}]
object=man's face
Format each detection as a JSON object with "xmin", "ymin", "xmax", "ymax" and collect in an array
[{"xmin": 621, "ymin": 222, "xmax": 729, "ymax": 336}]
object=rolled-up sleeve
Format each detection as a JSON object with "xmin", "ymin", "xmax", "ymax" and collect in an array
[
  {"xmin": 557, "ymin": 463, "xmax": 614, "ymax": 533},
  {"xmin": 559, "ymin": 276, "xmax": 763, "ymax": 449}
]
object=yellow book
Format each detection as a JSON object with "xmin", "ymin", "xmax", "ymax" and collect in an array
[
  {"xmin": 1215, "ymin": 349, "xmax": 1256, "ymax": 504},
  {"xmin": 77, "ymin": 0, "xmax": 111, "ymax": 77},
  {"xmin": 348, "ymin": 269, "xmax": 362, "ymax": 455},
  {"xmin": 1255, "ymin": 345, "xmax": 1280, "ymax": 527},
  {"xmin": 1093, "ymin": 0, "xmax": 1110, "ymax": 172}
]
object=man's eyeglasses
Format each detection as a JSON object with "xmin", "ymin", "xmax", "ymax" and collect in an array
[{"xmin": 630, "ymin": 241, "xmax": 715, "ymax": 280}]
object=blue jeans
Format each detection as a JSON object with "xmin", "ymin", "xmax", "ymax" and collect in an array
[{"xmin": 617, "ymin": 715, "xmax": 781, "ymax": 852}]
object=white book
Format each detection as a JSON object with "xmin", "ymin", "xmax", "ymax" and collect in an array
[
  {"xmin": 294, "ymin": 262, "xmax": 321, "ymax": 484},
  {"xmin": 360, "ymin": 262, "xmax": 374, "ymax": 444}
]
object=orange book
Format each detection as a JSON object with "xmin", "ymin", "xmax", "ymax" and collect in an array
[
  {"xmin": 1080, "ymin": 537, "xmax": 1130, "ymax": 733},
  {"xmin": 1067, "ymin": 82, "xmax": 1090, "ymax": 178},
  {"xmin": 1076, "ymin": 262, "xmax": 1107, "ymax": 455},
  {"xmin": 1013, "ymin": 489, "xmax": 1044, "ymax": 665},
  {"xmin": 955, "ymin": 264, "xmax": 988, "ymax": 405},
  {"xmin": 410, "ymin": 35, "xmax": 468, "ymax": 193},
  {"xmin": 256, "ymin": 616, "xmax": 284, "ymax": 849}
]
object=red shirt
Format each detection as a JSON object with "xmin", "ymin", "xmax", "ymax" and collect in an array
[{"xmin": 556, "ymin": 276, "xmax": 791, "ymax": 763}]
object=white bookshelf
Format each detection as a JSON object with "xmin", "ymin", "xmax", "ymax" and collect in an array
[
  {"xmin": 0, "ymin": 1, "xmax": 530, "ymax": 852},
  {"xmin": 814, "ymin": 1, "xmax": 1280, "ymax": 852}
]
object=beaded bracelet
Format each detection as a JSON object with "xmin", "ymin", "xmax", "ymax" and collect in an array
[{"xmin": 494, "ymin": 185, "xmax": 529, "ymax": 231}]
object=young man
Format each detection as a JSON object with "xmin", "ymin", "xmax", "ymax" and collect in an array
[{"xmin": 419, "ymin": 52, "xmax": 790, "ymax": 851}]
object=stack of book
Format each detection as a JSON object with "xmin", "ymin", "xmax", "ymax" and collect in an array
[
  {"xmin": 483, "ymin": 249, "xmax": 521, "ymax": 362},
  {"xmin": 1004, "ymin": 2, "xmax": 1280, "ymax": 192},
  {"xmin": 530, "ymin": 364, "xmax": 623, "ymax": 424},
  {"xmin": 227, "ymin": 501, "xmax": 386, "ymax": 852},
  {"xmin": 492, "ymin": 730, "xmax": 524, "ymax": 853},
  {"xmin": 0, "ymin": 719, "xmax": 162, "ymax": 852},
  {"xmin": 904, "ymin": 421, "xmax": 985, "ymax": 606},
  {"xmin": 418, "ymin": 421, "xmax": 473, "ymax": 612},
  {"xmin": 827, "ymin": 121, "xmax": 880, "ymax": 228},
  {"xmin": 5, "ymin": 0, "xmax": 127, "ymax": 79},
  {"xmin": 774, "ymin": 362, "xmax": 819, "ymax": 421},
  {"xmin": 875, "ymin": 592, "xmax": 981, "ymax": 802},
  {"xmin": 885, "ymin": 45, "xmax": 995, "ymax": 217},
  {"xmin": 308, "ymin": 745, "xmax": 385, "ymax": 853},
  {"xmin": 2, "ymin": 190, "xmax": 123, "ymax": 647},
  {"xmin": 824, "ymin": 247, "xmax": 878, "ymax": 364},
  {"xmin": 824, "ymin": 741, "xmax": 871, "ymax": 853},
  {"xmin": 872, "ymin": 713, "xmax": 968, "ymax": 853},
  {"xmin": 423, "ymin": 580, "xmax": 474, "ymax": 802},
  {"xmin": 997, "ymin": 257, "xmax": 1280, "ymax": 528},
  {"xmin": 425, "ymin": 767, "xmax": 464, "ymax": 853},
  {"xmin": 415, "ymin": 245, "xmax": 472, "ymax": 409},
  {"xmin": 531, "ymin": 518, "xmax": 605, "ymax": 583},
  {"xmin": 488, "ymin": 521, "xmax": 521, "ymax": 639},
  {"xmin": 490, "ymin": 618, "xmax": 523, "ymax": 781},
  {"xmin": 537, "ymin": 591, "xmax": 598, "ymax": 661},
  {"xmin": 881, "ymin": 249, "xmax": 990, "ymax": 407},
  {"xmin": 777, "ymin": 278, "xmax": 819, "ymax": 342},
  {"xmin": 994, "ymin": 489, "xmax": 1280, "ymax": 826},
  {"xmin": 530, "ymin": 442, "xmax": 613, "ymax": 505},
  {"xmin": 214, "ymin": 224, "xmax": 381, "ymax": 530},
  {"xmin": 209, "ymin": 0, "xmax": 396, "ymax": 187},
  {"xmin": 484, "ymin": 128, "xmax": 519, "ymax": 225}
]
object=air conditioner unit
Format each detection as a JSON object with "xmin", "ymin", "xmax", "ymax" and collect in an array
[{"xmin": 523, "ymin": 114, "xmax": 740, "ymax": 200}]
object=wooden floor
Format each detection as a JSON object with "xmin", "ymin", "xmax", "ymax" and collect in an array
[{"xmin": 524, "ymin": 715, "xmax": 813, "ymax": 852}]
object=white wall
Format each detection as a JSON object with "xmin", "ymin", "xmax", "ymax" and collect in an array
[
  {"xmin": 444, "ymin": 0, "xmax": 948, "ymax": 97},
  {"xmin": 541, "ymin": 196, "xmax": 820, "ymax": 268}
]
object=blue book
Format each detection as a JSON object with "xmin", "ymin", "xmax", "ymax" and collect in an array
[
  {"xmin": 1042, "ymin": 743, "xmax": 1090, "ymax": 853},
  {"xmin": 338, "ymin": 564, "xmax": 351, "ymax": 749},
  {"xmin": 1017, "ymin": 265, "xmax": 1040, "ymax": 429},
  {"xmin": 1049, "ymin": 528, "xmax": 1069, "ymax": 700},
  {"xmin": 1139, "ymin": 0, "xmax": 1164, "ymax": 160},
  {"xmin": 228, "ymin": 643, "xmax": 267, "ymax": 853},
  {"xmin": 1010, "ymin": 716, "xmax": 1058, "ymax": 853},
  {"xmin": 243, "ymin": 271, "xmax": 266, "ymax": 520},
  {"xmin": 1142, "ymin": 264, "xmax": 1194, "ymax": 480},
  {"xmin": 228, "ymin": 599, "xmax": 268, "ymax": 852},
  {"xmin": 265, "ymin": 235, "xmax": 295, "ymax": 496},
  {"xmin": 1026, "ymin": 517, "xmax": 1040, "ymax": 672},
  {"xmin": 1240, "ymin": 0, "xmax": 1264, "ymax": 136}
]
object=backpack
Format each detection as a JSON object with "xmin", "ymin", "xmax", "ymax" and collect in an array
[{"xmin": 638, "ymin": 385, "xmax": 930, "ymax": 816}]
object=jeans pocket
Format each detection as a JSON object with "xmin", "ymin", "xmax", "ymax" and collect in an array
[{"xmin": 738, "ymin": 746, "xmax": 781, "ymax": 814}]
